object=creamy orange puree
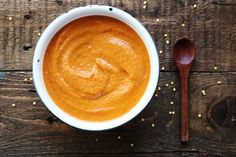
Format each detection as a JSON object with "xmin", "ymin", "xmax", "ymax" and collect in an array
[{"xmin": 43, "ymin": 16, "xmax": 150, "ymax": 121}]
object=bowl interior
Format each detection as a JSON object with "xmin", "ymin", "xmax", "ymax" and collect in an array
[{"xmin": 33, "ymin": 5, "xmax": 159, "ymax": 131}]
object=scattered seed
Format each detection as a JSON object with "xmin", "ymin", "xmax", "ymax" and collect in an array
[
  {"xmin": 170, "ymin": 101, "xmax": 174, "ymax": 105},
  {"xmin": 37, "ymin": 32, "xmax": 41, "ymax": 36},
  {"xmin": 130, "ymin": 143, "xmax": 134, "ymax": 147},
  {"xmin": 96, "ymin": 138, "xmax": 99, "ymax": 142},
  {"xmin": 172, "ymin": 111, "xmax": 175, "ymax": 115},
  {"xmin": 161, "ymin": 66, "xmax": 165, "ymax": 70},
  {"xmin": 214, "ymin": 66, "xmax": 218, "ymax": 70},
  {"xmin": 29, "ymin": 77, "xmax": 33, "ymax": 81},
  {"xmin": 217, "ymin": 81, "xmax": 221, "ymax": 85},
  {"xmin": 11, "ymin": 103, "xmax": 16, "ymax": 107},
  {"xmin": 202, "ymin": 90, "xmax": 206, "ymax": 95},
  {"xmin": 155, "ymin": 93, "xmax": 158, "ymax": 97},
  {"xmin": 159, "ymin": 50, "xmax": 163, "ymax": 54},
  {"xmin": 165, "ymin": 83, "xmax": 169, "ymax": 87},
  {"xmin": 8, "ymin": 17, "xmax": 13, "ymax": 21},
  {"xmin": 170, "ymin": 81, "xmax": 174, "ymax": 85},
  {"xmin": 166, "ymin": 40, "xmax": 170, "ymax": 44},
  {"xmin": 118, "ymin": 136, "xmax": 121, "ymax": 139},
  {"xmin": 164, "ymin": 33, "xmax": 168, "ymax": 37},
  {"xmin": 156, "ymin": 18, "xmax": 160, "ymax": 22},
  {"xmin": 33, "ymin": 101, "xmax": 36, "ymax": 105},
  {"xmin": 143, "ymin": 1, "xmax": 147, "ymax": 4},
  {"xmin": 173, "ymin": 88, "xmax": 176, "ymax": 92},
  {"xmin": 151, "ymin": 123, "xmax": 155, "ymax": 127},
  {"xmin": 198, "ymin": 113, "xmax": 202, "ymax": 118},
  {"xmin": 181, "ymin": 23, "xmax": 185, "ymax": 27},
  {"xmin": 193, "ymin": 4, "xmax": 197, "ymax": 8},
  {"xmin": 141, "ymin": 118, "xmax": 145, "ymax": 122},
  {"xmin": 143, "ymin": 5, "xmax": 146, "ymax": 9},
  {"xmin": 158, "ymin": 87, "xmax": 161, "ymax": 91},
  {"xmin": 169, "ymin": 111, "xmax": 172, "ymax": 115}
]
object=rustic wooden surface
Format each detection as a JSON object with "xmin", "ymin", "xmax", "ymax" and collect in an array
[{"xmin": 0, "ymin": 0, "xmax": 235, "ymax": 156}]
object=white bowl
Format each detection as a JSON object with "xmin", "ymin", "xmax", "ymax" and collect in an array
[{"xmin": 33, "ymin": 5, "xmax": 159, "ymax": 131}]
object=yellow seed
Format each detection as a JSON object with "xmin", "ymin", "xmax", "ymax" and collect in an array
[
  {"xmin": 158, "ymin": 87, "xmax": 161, "ymax": 91},
  {"xmin": 214, "ymin": 66, "xmax": 218, "ymax": 70},
  {"xmin": 198, "ymin": 113, "xmax": 202, "ymax": 117},
  {"xmin": 151, "ymin": 123, "xmax": 155, "ymax": 127},
  {"xmin": 156, "ymin": 18, "xmax": 160, "ymax": 22},
  {"xmin": 143, "ymin": 5, "xmax": 146, "ymax": 9},
  {"xmin": 170, "ymin": 101, "xmax": 174, "ymax": 105},
  {"xmin": 24, "ymin": 78, "xmax": 28, "ymax": 82},
  {"xmin": 143, "ymin": 1, "xmax": 147, "ymax": 4},
  {"xmin": 193, "ymin": 4, "xmax": 197, "ymax": 8},
  {"xmin": 33, "ymin": 101, "xmax": 36, "ymax": 105},
  {"xmin": 217, "ymin": 81, "xmax": 221, "ymax": 84},
  {"xmin": 130, "ymin": 143, "xmax": 134, "ymax": 147},
  {"xmin": 171, "ymin": 81, "xmax": 174, "ymax": 85},
  {"xmin": 11, "ymin": 103, "xmax": 16, "ymax": 107},
  {"xmin": 181, "ymin": 23, "xmax": 185, "ymax": 27},
  {"xmin": 37, "ymin": 32, "xmax": 41, "ymax": 36},
  {"xmin": 202, "ymin": 90, "xmax": 206, "ymax": 95},
  {"xmin": 159, "ymin": 50, "xmax": 163, "ymax": 54},
  {"xmin": 165, "ymin": 83, "xmax": 169, "ymax": 87},
  {"xmin": 173, "ymin": 88, "xmax": 176, "ymax": 92},
  {"xmin": 166, "ymin": 40, "xmax": 170, "ymax": 44},
  {"xmin": 164, "ymin": 33, "xmax": 168, "ymax": 37},
  {"xmin": 161, "ymin": 66, "xmax": 165, "ymax": 70},
  {"xmin": 8, "ymin": 17, "xmax": 13, "ymax": 21},
  {"xmin": 141, "ymin": 118, "xmax": 145, "ymax": 122},
  {"xmin": 118, "ymin": 136, "xmax": 121, "ymax": 139}
]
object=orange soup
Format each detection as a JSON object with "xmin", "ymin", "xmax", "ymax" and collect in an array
[{"xmin": 43, "ymin": 16, "xmax": 150, "ymax": 121}]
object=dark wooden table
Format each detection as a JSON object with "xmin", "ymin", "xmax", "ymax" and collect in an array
[{"xmin": 1, "ymin": 0, "xmax": 235, "ymax": 156}]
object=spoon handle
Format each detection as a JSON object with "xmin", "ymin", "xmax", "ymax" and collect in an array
[{"xmin": 180, "ymin": 71, "xmax": 189, "ymax": 142}]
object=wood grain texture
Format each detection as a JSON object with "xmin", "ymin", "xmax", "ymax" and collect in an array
[
  {"xmin": 0, "ymin": 71, "xmax": 236, "ymax": 156},
  {"xmin": 0, "ymin": 0, "xmax": 235, "ymax": 71}
]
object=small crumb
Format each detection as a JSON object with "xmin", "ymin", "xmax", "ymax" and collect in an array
[
  {"xmin": 130, "ymin": 143, "xmax": 134, "ymax": 147},
  {"xmin": 141, "ymin": 118, "xmax": 145, "ymax": 122},
  {"xmin": 214, "ymin": 66, "xmax": 218, "ymax": 70},
  {"xmin": 164, "ymin": 33, "xmax": 168, "ymax": 37},
  {"xmin": 170, "ymin": 101, "xmax": 174, "ymax": 105},
  {"xmin": 193, "ymin": 4, "xmax": 197, "ymax": 8},
  {"xmin": 181, "ymin": 23, "xmax": 185, "ymax": 27},
  {"xmin": 8, "ymin": 17, "xmax": 13, "ymax": 21},
  {"xmin": 37, "ymin": 32, "xmax": 41, "ymax": 36},
  {"xmin": 143, "ymin": 1, "xmax": 147, "ymax": 4},
  {"xmin": 161, "ymin": 66, "xmax": 165, "ymax": 70},
  {"xmin": 143, "ymin": 5, "xmax": 146, "ymax": 9},
  {"xmin": 198, "ymin": 113, "xmax": 202, "ymax": 118},
  {"xmin": 165, "ymin": 83, "xmax": 169, "ymax": 87},
  {"xmin": 166, "ymin": 40, "xmax": 170, "ymax": 44},
  {"xmin": 170, "ymin": 81, "xmax": 174, "ymax": 85},
  {"xmin": 156, "ymin": 18, "xmax": 160, "ymax": 22},
  {"xmin": 169, "ymin": 111, "xmax": 172, "ymax": 115},
  {"xmin": 159, "ymin": 50, "xmax": 163, "ymax": 54},
  {"xmin": 96, "ymin": 138, "xmax": 99, "ymax": 142},
  {"xmin": 173, "ymin": 88, "xmax": 176, "ymax": 92},
  {"xmin": 32, "ymin": 101, "xmax": 36, "ymax": 105},
  {"xmin": 217, "ymin": 81, "xmax": 221, "ymax": 85},
  {"xmin": 11, "ymin": 103, "xmax": 16, "ymax": 107},
  {"xmin": 151, "ymin": 123, "xmax": 155, "ymax": 127},
  {"xmin": 117, "ymin": 136, "xmax": 121, "ymax": 139},
  {"xmin": 24, "ymin": 78, "xmax": 28, "ymax": 82},
  {"xmin": 158, "ymin": 87, "xmax": 161, "ymax": 91},
  {"xmin": 155, "ymin": 93, "xmax": 158, "ymax": 97},
  {"xmin": 202, "ymin": 90, "xmax": 206, "ymax": 95},
  {"xmin": 29, "ymin": 77, "xmax": 33, "ymax": 81},
  {"xmin": 172, "ymin": 111, "xmax": 175, "ymax": 115}
]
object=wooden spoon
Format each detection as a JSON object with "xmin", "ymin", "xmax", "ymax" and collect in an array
[{"xmin": 173, "ymin": 37, "xmax": 196, "ymax": 142}]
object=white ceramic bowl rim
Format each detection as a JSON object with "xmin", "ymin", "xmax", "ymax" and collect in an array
[{"xmin": 33, "ymin": 5, "xmax": 159, "ymax": 131}]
